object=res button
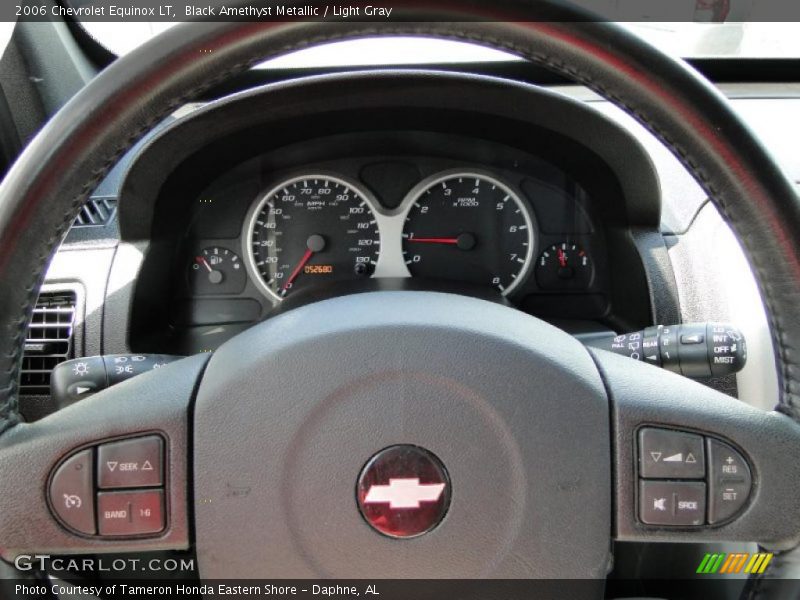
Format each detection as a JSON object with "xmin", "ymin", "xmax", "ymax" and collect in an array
[
  {"xmin": 708, "ymin": 439, "xmax": 752, "ymax": 524},
  {"xmin": 97, "ymin": 436, "xmax": 163, "ymax": 489}
]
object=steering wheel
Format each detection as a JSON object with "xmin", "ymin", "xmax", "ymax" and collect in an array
[{"xmin": 1, "ymin": 1, "xmax": 800, "ymax": 594}]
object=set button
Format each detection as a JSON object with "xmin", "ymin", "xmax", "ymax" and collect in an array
[{"xmin": 707, "ymin": 438, "xmax": 752, "ymax": 524}]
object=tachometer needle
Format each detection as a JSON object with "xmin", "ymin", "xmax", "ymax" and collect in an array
[
  {"xmin": 281, "ymin": 248, "xmax": 314, "ymax": 295},
  {"xmin": 408, "ymin": 237, "xmax": 459, "ymax": 244},
  {"xmin": 408, "ymin": 238, "xmax": 458, "ymax": 244},
  {"xmin": 407, "ymin": 233, "xmax": 477, "ymax": 250}
]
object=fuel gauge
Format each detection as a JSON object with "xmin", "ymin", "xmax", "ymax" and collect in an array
[
  {"xmin": 190, "ymin": 246, "xmax": 246, "ymax": 295},
  {"xmin": 535, "ymin": 242, "xmax": 594, "ymax": 290}
]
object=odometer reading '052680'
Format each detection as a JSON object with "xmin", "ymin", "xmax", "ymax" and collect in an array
[
  {"xmin": 402, "ymin": 172, "xmax": 535, "ymax": 295},
  {"xmin": 244, "ymin": 175, "xmax": 380, "ymax": 301}
]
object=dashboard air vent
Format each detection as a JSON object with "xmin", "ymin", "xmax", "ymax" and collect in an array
[
  {"xmin": 20, "ymin": 291, "xmax": 77, "ymax": 395},
  {"xmin": 72, "ymin": 197, "xmax": 117, "ymax": 227}
]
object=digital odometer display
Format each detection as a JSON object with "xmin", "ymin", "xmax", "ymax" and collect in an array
[
  {"xmin": 245, "ymin": 175, "xmax": 380, "ymax": 301},
  {"xmin": 402, "ymin": 172, "xmax": 534, "ymax": 295}
]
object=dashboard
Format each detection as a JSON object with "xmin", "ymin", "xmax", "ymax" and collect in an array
[
  {"xmin": 26, "ymin": 65, "xmax": 774, "ymax": 422},
  {"xmin": 21, "ymin": 66, "xmax": 789, "ymax": 424},
  {"xmin": 107, "ymin": 72, "xmax": 664, "ymax": 355}
]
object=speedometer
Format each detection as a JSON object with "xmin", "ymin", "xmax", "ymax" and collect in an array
[
  {"xmin": 244, "ymin": 175, "xmax": 380, "ymax": 301},
  {"xmin": 401, "ymin": 171, "xmax": 535, "ymax": 295}
]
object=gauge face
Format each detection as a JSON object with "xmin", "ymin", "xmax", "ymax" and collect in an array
[
  {"xmin": 535, "ymin": 242, "xmax": 594, "ymax": 290},
  {"xmin": 401, "ymin": 172, "xmax": 534, "ymax": 295},
  {"xmin": 190, "ymin": 246, "xmax": 246, "ymax": 295},
  {"xmin": 245, "ymin": 175, "xmax": 380, "ymax": 301}
]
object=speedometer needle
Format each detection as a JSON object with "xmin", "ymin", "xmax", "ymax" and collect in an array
[
  {"xmin": 279, "ymin": 234, "xmax": 328, "ymax": 297},
  {"xmin": 281, "ymin": 248, "xmax": 314, "ymax": 295}
]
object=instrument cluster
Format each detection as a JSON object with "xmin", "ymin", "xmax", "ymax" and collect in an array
[
  {"xmin": 241, "ymin": 170, "xmax": 540, "ymax": 301},
  {"xmin": 187, "ymin": 168, "xmax": 597, "ymax": 305}
]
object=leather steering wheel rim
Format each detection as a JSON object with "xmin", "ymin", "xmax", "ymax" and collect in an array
[{"xmin": 0, "ymin": 5, "xmax": 797, "ymax": 434}]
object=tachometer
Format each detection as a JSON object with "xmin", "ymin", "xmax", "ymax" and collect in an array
[
  {"xmin": 244, "ymin": 175, "xmax": 380, "ymax": 301},
  {"xmin": 401, "ymin": 171, "xmax": 534, "ymax": 295}
]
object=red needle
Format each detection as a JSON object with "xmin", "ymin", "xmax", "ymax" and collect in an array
[
  {"xmin": 281, "ymin": 248, "xmax": 314, "ymax": 294},
  {"xmin": 196, "ymin": 257, "xmax": 213, "ymax": 273},
  {"xmin": 557, "ymin": 248, "xmax": 568, "ymax": 268},
  {"xmin": 407, "ymin": 237, "xmax": 459, "ymax": 245}
]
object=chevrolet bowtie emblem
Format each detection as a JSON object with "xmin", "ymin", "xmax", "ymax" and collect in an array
[
  {"xmin": 364, "ymin": 478, "xmax": 446, "ymax": 509},
  {"xmin": 357, "ymin": 445, "xmax": 451, "ymax": 538}
]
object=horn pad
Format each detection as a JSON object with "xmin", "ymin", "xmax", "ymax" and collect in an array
[{"xmin": 193, "ymin": 292, "xmax": 611, "ymax": 578}]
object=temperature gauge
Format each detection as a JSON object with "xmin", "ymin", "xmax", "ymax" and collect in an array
[
  {"xmin": 535, "ymin": 242, "xmax": 594, "ymax": 290},
  {"xmin": 190, "ymin": 247, "xmax": 246, "ymax": 295}
]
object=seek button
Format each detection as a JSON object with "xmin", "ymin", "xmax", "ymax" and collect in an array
[{"xmin": 98, "ymin": 435, "xmax": 162, "ymax": 489}]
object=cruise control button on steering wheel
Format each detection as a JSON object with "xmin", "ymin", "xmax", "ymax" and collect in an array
[{"xmin": 49, "ymin": 449, "xmax": 95, "ymax": 535}]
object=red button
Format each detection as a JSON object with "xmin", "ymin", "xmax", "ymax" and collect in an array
[
  {"xmin": 97, "ymin": 490, "xmax": 164, "ymax": 536},
  {"xmin": 356, "ymin": 445, "xmax": 451, "ymax": 538}
]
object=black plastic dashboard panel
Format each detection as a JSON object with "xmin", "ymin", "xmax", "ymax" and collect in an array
[
  {"xmin": 114, "ymin": 71, "xmax": 667, "ymax": 354},
  {"xmin": 119, "ymin": 71, "xmax": 661, "ymax": 236}
]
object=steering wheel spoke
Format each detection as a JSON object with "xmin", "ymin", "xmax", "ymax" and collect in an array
[
  {"xmin": 0, "ymin": 354, "xmax": 207, "ymax": 559},
  {"xmin": 592, "ymin": 349, "xmax": 800, "ymax": 549}
]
